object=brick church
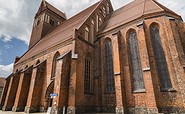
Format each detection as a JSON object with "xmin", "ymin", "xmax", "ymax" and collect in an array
[{"xmin": 1, "ymin": 0, "xmax": 185, "ymax": 113}]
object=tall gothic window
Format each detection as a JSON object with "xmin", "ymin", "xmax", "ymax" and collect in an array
[
  {"xmin": 150, "ymin": 25, "xmax": 172, "ymax": 90},
  {"xmin": 84, "ymin": 57, "xmax": 91, "ymax": 94},
  {"xmin": 85, "ymin": 27, "xmax": 89, "ymax": 41},
  {"xmin": 51, "ymin": 52, "xmax": 60, "ymax": 79},
  {"xmin": 128, "ymin": 30, "xmax": 145, "ymax": 92},
  {"xmin": 105, "ymin": 39, "xmax": 115, "ymax": 93}
]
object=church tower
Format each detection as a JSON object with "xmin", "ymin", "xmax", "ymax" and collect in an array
[{"xmin": 28, "ymin": 0, "xmax": 67, "ymax": 49}]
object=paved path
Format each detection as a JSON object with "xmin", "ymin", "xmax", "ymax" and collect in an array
[{"xmin": 0, "ymin": 110, "xmax": 46, "ymax": 114}]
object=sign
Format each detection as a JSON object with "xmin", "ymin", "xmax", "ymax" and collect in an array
[{"xmin": 50, "ymin": 93, "xmax": 58, "ymax": 97}]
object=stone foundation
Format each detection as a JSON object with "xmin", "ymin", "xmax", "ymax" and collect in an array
[
  {"xmin": 127, "ymin": 107, "xmax": 158, "ymax": 114},
  {"xmin": 2, "ymin": 106, "xmax": 13, "ymax": 111},
  {"xmin": 24, "ymin": 106, "xmax": 40, "ymax": 113},
  {"xmin": 12, "ymin": 106, "xmax": 25, "ymax": 112},
  {"xmin": 74, "ymin": 106, "xmax": 116, "ymax": 114},
  {"xmin": 158, "ymin": 107, "xmax": 185, "ymax": 114},
  {"xmin": 116, "ymin": 106, "xmax": 124, "ymax": 114},
  {"xmin": 67, "ymin": 106, "xmax": 76, "ymax": 114},
  {"xmin": 49, "ymin": 106, "xmax": 67, "ymax": 114}
]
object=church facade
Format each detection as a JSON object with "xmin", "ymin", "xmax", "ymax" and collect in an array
[{"xmin": 1, "ymin": 0, "xmax": 185, "ymax": 113}]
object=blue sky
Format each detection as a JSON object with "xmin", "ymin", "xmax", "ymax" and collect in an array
[
  {"xmin": 0, "ymin": 38, "xmax": 27, "ymax": 65},
  {"xmin": 0, "ymin": 0, "xmax": 185, "ymax": 78}
]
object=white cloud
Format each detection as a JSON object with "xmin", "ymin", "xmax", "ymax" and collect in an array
[
  {"xmin": 0, "ymin": 63, "xmax": 13, "ymax": 78},
  {"xmin": 0, "ymin": 0, "xmax": 184, "ymax": 45},
  {"xmin": 0, "ymin": 0, "xmax": 40, "ymax": 45}
]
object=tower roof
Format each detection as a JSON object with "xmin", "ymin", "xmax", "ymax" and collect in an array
[
  {"xmin": 36, "ymin": 0, "xmax": 66, "ymax": 19},
  {"xmin": 101, "ymin": 0, "xmax": 181, "ymax": 33}
]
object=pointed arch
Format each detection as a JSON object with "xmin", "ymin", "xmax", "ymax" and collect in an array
[
  {"xmin": 104, "ymin": 38, "xmax": 115, "ymax": 93},
  {"xmin": 102, "ymin": 5, "xmax": 106, "ymax": 17},
  {"xmin": 85, "ymin": 26, "xmax": 90, "ymax": 41},
  {"xmin": 96, "ymin": 15, "xmax": 99, "ymax": 31},
  {"xmin": 127, "ymin": 29, "xmax": 145, "ymax": 92},
  {"xmin": 106, "ymin": 3, "xmax": 110, "ymax": 15},
  {"xmin": 45, "ymin": 81, "xmax": 54, "ymax": 108},
  {"xmin": 98, "ymin": 17, "xmax": 102, "ymax": 27},
  {"xmin": 149, "ymin": 23, "xmax": 172, "ymax": 90},
  {"xmin": 90, "ymin": 19, "xmax": 95, "ymax": 43},
  {"xmin": 51, "ymin": 52, "xmax": 60, "ymax": 79}
]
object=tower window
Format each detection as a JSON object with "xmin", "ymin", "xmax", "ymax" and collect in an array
[
  {"xmin": 128, "ymin": 30, "xmax": 145, "ymax": 92},
  {"xmin": 105, "ymin": 39, "xmax": 115, "ymax": 93},
  {"xmin": 50, "ymin": 18, "xmax": 54, "ymax": 26},
  {"xmin": 37, "ymin": 19, "xmax": 40, "ymax": 25},
  {"xmin": 150, "ymin": 25, "xmax": 172, "ymax": 90}
]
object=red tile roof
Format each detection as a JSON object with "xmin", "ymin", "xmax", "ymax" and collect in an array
[
  {"xmin": 101, "ymin": 0, "xmax": 181, "ymax": 33},
  {"xmin": 16, "ymin": 1, "xmax": 100, "ymax": 64},
  {"xmin": 36, "ymin": 0, "xmax": 66, "ymax": 19}
]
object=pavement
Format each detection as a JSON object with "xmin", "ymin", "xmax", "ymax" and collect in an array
[{"xmin": 0, "ymin": 110, "xmax": 46, "ymax": 114}]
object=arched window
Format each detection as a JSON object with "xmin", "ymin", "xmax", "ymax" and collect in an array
[
  {"xmin": 106, "ymin": 3, "xmax": 110, "ymax": 15},
  {"xmin": 51, "ymin": 52, "xmax": 60, "ymax": 79},
  {"xmin": 90, "ymin": 20, "xmax": 95, "ymax": 43},
  {"xmin": 84, "ymin": 55, "xmax": 91, "ymax": 94},
  {"xmin": 98, "ymin": 17, "xmax": 102, "ymax": 27},
  {"xmin": 85, "ymin": 27, "xmax": 89, "ymax": 41},
  {"xmin": 102, "ymin": 6, "xmax": 106, "ymax": 17},
  {"xmin": 105, "ymin": 39, "xmax": 115, "ymax": 93},
  {"xmin": 150, "ymin": 25, "xmax": 172, "ymax": 90},
  {"xmin": 128, "ymin": 30, "xmax": 145, "ymax": 92},
  {"xmin": 96, "ymin": 15, "xmax": 99, "ymax": 31}
]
